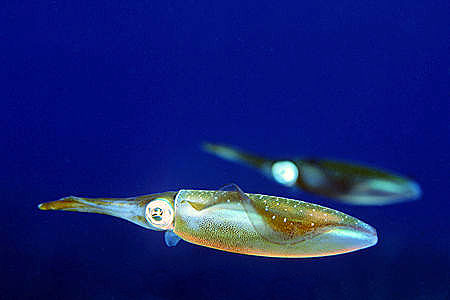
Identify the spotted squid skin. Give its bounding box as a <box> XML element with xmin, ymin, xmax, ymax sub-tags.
<box><xmin>173</xmin><ymin>190</ymin><xmax>377</xmax><ymax>258</ymax></box>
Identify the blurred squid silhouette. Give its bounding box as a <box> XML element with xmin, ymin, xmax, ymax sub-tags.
<box><xmin>203</xmin><ymin>143</ymin><xmax>421</xmax><ymax>206</ymax></box>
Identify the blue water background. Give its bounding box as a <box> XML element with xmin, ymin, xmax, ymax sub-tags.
<box><xmin>1</xmin><ymin>1</ymin><xmax>449</xmax><ymax>299</ymax></box>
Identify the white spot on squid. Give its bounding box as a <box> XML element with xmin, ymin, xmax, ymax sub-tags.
<box><xmin>272</xmin><ymin>215</ymin><xmax>276</xmax><ymax>220</ymax></box>
<box><xmin>311</xmin><ymin>222</ymin><xmax>315</xmax><ymax>226</ymax></box>
<box><xmin>283</xmin><ymin>217</ymin><xmax>287</xmax><ymax>222</ymax></box>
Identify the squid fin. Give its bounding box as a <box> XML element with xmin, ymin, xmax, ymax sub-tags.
<box><xmin>164</xmin><ymin>230</ymin><xmax>181</xmax><ymax>247</ymax></box>
<box><xmin>218</xmin><ymin>184</ymin><xmax>313</xmax><ymax>245</ymax></box>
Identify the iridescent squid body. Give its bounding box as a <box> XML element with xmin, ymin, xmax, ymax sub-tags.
<box><xmin>39</xmin><ymin>185</ymin><xmax>377</xmax><ymax>258</ymax></box>
<box><xmin>203</xmin><ymin>143</ymin><xmax>422</xmax><ymax>205</ymax></box>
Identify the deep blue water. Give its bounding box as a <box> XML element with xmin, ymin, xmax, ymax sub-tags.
<box><xmin>2</xmin><ymin>1</ymin><xmax>449</xmax><ymax>299</ymax></box>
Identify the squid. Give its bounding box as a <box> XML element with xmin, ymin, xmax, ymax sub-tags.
<box><xmin>38</xmin><ymin>184</ymin><xmax>377</xmax><ymax>258</ymax></box>
<box><xmin>203</xmin><ymin>143</ymin><xmax>421</xmax><ymax>206</ymax></box>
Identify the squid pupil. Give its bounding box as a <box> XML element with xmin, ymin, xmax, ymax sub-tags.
<box><xmin>151</xmin><ymin>207</ymin><xmax>163</xmax><ymax>221</ymax></box>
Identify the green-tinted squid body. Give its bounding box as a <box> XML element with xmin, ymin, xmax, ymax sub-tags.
<box><xmin>203</xmin><ymin>143</ymin><xmax>422</xmax><ymax>205</ymax></box>
<box><xmin>39</xmin><ymin>185</ymin><xmax>377</xmax><ymax>258</ymax></box>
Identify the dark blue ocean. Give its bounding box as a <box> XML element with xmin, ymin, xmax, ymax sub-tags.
<box><xmin>2</xmin><ymin>1</ymin><xmax>449</xmax><ymax>299</ymax></box>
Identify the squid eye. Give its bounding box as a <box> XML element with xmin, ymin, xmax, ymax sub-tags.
<box><xmin>151</xmin><ymin>207</ymin><xmax>164</xmax><ymax>221</ymax></box>
<box><xmin>145</xmin><ymin>199</ymin><xmax>174</xmax><ymax>230</ymax></box>
<box><xmin>272</xmin><ymin>160</ymin><xmax>299</xmax><ymax>186</ymax></box>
